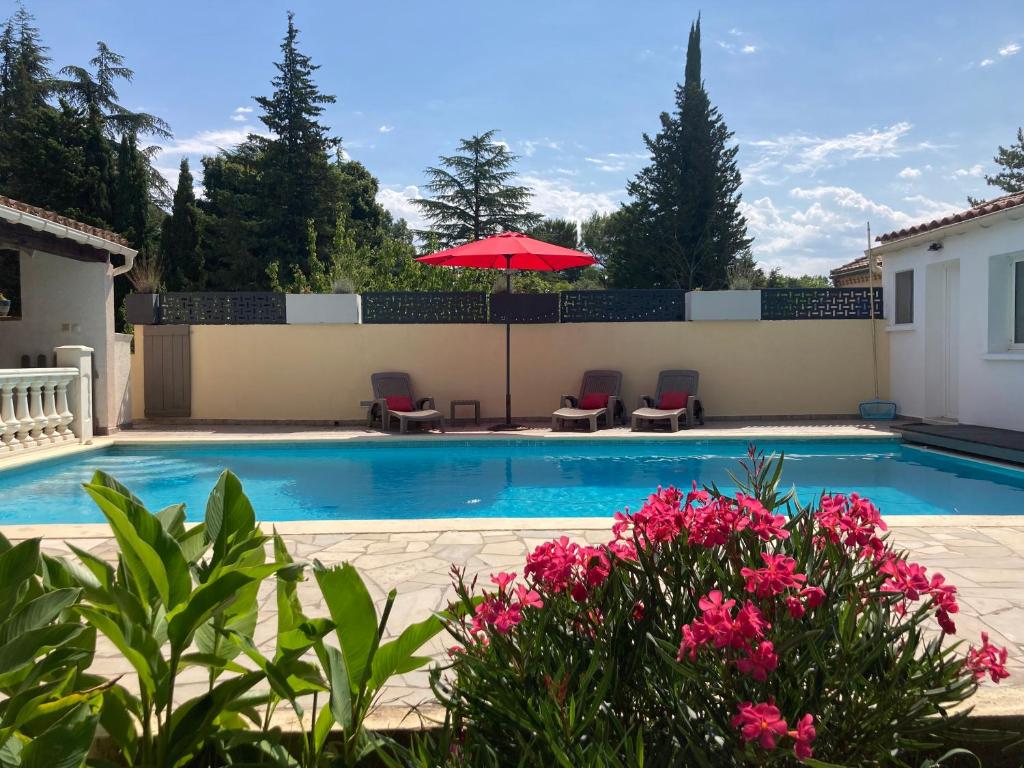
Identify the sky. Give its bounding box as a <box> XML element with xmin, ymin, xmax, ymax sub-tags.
<box><xmin>13</xmin><ymin>1</ymin><xmax>1024</xmax><ymax>276</ymax></box>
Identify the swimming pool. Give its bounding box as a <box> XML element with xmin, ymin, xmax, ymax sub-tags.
<box><xmin>2</xmin><ymin>438</ymin><xmax>1023</xmax><ymax>525</ymax></box>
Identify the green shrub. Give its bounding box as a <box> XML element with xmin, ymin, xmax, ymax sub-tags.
<box><xmin>432</xmin><ymin>449</ymin><xmax>1011</xmax><ymax>766</ymax></box>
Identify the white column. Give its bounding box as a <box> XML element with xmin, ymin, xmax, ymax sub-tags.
<box><xmin>41</xmin><ymin>376</ymin><xmax>59</xmax><ymax>443</ymax></box>
<box><xmin>27</xmin><ymin>376</ymin><xmax>46</xmax><ymax>446</ymax></box>
<box><xmin>54</xmin><ymin>374</ymin><xmax>73</xmax><ymax>442</ymax></box>
<box><xmin>0</xmin><ymin>380</ymin><xmax>18</xmax><ymax>451</ymax></box>
<box><xmin>54</xmin><ymin>346</ymin><xmax>94</xmax><ymax>444</ymax></box>
<box><xmin>13</xmin><ymin>380</ymin><xmax>32</xmax><ymax>448</ymax></box>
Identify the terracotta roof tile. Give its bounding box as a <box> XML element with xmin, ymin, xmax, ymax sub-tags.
<box><xmin>830</xmin><ymin>254</ymin><xmax>882</xmax><ymax>277</ymax></box>
<box><xmin>0</xmin><ymin>195</ymin><xmax>133</xmax><ymax>249</ymax></box>
<box><xmin>876</xmin><ymin>192</ymin><xmax>1024</xmax><ymax>244</ymax></box>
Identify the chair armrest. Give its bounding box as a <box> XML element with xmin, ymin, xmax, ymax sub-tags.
<box><xmin>638</xmin><ymin>395</ymin><xmax>655</xmax><ymax>408</ymax></box>
<box><xmin>416</xmin><ymin>396</ymin><xmax>435</xmax><ymax>410</ymax></box>
<box><xmin>560</xmin><ymin>394</ymin><xmax>578</xmax><ymax>408</ymax></box>
<box><xmin>375</xmin><ymin>398</ymin><xmax>389</xmax><ymax>419</ymax></box>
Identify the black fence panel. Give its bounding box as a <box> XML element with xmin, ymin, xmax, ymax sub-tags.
<box><xmin>760</xmin><ymin>288</ymin><xmax>883</xmax><ymax>320</ymax></box>
<box><xmin>560</xmin><ymin>289</ymin><xmax>686</xmax><ymax>322</ymax></box>
<box><xmin>362</xmin><ymin>291</ymin><xmax>487</xmax><ymax>323</ymax></box>
<box><xmin>489</xmin><ymin>292</ymin><xmax>560</xmax><ymax>323</ymax></box>
<box><xmin>158</xmin><ymin>292</ymin><xmax>286</xmax><ymax>324</ymax></box>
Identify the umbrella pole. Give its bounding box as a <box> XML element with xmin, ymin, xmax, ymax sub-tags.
<box><xmin>490</xmin><ymin>255</ymin><xmax>523</xmax><ymax>431</ymax></box>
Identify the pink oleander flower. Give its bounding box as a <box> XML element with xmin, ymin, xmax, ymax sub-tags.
<box><xmin>681</xmin><ymin>593</ymin><xmax>770</xmax><ymax>654</ymax></box>
<box><xmin>492</xmin><ymin>604</ymin><xmax>523</xmax><ymax>634</ymax></box>
<box><xmin>789</xmin><ymin>714</ymin><xmax>816</xmax><ymax>760</ymax></box>
<box><xmin>801</xmin><ymin>585</ymin><xmax>826</xmax><ymax>608</ymax></box>
<box><xmin>741</xmin><ymin>494</ymin><xmax>790</xmax><ymax>541</ymax></box>
<box><xmin>524</xmin><ymin>536</ymin><xmax>579</xmax><ymax>592</ymax></box>
<box><xmin>880</xmin><ymin>559</ymin><xmax>930</xmax><ymax>601</ymax></box>
<box><xmin>966</xmin><ymin>633</ymin><xmax>1010</xmax><ymax>683</ymax></box>
<box><xmin>490</xmin><ymin>571</ymin><xmax>516</xmax><ymax>593</ymax></box>
<box><xmin>742</xmin><ymin>552</ymin><xmax>807</xmax><ymax>598</ymax></box>
<box><xmin>815</xmin><ymin>493</ymin><xmax>887</xmax><ymax>559</ymax></box>
<box><xmin>515</xmin><ymin>584</ymin><xmax>544</xmax><ymax>609</ymax></box>
<box><xmin>737</xmin><ymin>641</ymin><xmax>779</xmax><ymax>682</ymax></box>
<box><xmin>785</xmin><ymin>594</ymin><xmax>806</xmax><ymax>619</ymax></box>
<box><xmin>732</xmin><ymin>701</ymin><xmax>788</xmax><ymax>750</ymax></box>
<box><xmin>632</xmin><ymin>600</ymin><xmax>645</xmax><ymax>621</ymax></box>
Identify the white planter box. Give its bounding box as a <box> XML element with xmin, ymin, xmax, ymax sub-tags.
<box><xmin>285</xmin><ymin>294</ymin><xmax>361</xmax><ymax>324</ymax></box>
<box><xmin>685</xmin><ymin>290</ymin><xmax>761</xmax><ymax>321</ymax></box>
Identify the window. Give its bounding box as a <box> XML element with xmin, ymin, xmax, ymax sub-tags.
<box><xmin>894</xmin><ymin>269</ymin><xmax>914</xmax><ymax>325</ymax></box>
<box><xmin>1014</xmin><ymin>258</ymin><xmax>1024</xmax><ymax>347</ymax></box>
<box><xmin>0</xmin><ymin>249</ymin><xmax>21</xmax><ymax>320</ymax></box>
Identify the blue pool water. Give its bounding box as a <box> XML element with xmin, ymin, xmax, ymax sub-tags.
<box><xmin>1</xmin><ymin>438</ymin><xmax>1023</xmax><ymax>525</ymax></box>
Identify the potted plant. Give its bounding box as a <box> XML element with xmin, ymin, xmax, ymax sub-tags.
<box><xmin>0</xmin><ymin>291</ymin><xmax>10</xmax><ymax>317</ymax></box>
<box><xmin>124</xmin><ymin>253</ymin><xmax>164</xmax><ymax>324</ymax></box>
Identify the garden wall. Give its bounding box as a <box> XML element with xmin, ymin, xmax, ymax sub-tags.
<box><xmin>131</xmin><ymin>320</ymin><xmax>889</xmax><ymax>422</ymax></box>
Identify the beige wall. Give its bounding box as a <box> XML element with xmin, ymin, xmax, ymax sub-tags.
<box><xmin>132</xmin><ymin>320</ymin><xmax>889</xmax><ymax>422</ymax></box>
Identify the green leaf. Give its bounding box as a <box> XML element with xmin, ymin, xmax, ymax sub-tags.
<box><xmin>74</xmin><ymin>606</ymin><xmax>157</xmax><ymax>696</ymax></box>
<box><xmin>2</xmin><ymin>589</ymin><xmax>81</xmax><ymax>644</ymax></box>
<box><xmin>0</xmin><ymin>540</ymin><xmax>41</xmax><ymax>617</ymax></box>
<box><xmin>0</xmin><ymin>624</ymin><xmax>82</xmax><ymax>679</ymax></box>
<box><xmin>19</xmin><ymin>702</ymin><xmax>98</xmax><ymax>768</ymax></box>
<box><xmin>166</xmin><ymin>671</ymin><xmax>263</xmax><ymax>766</ymax></box>
<box><xmin>318</xmin><ymin>642</ymin><xmax>353</xmax><ymax>732</ymax></box>
<box><xmin>82</xmin><ymin>483</ymin><xmax>191</xmax><ymax>610</ymax></box>
<box><xmin>313</xmin><ymin>562</ymin><xmax>377</xmax><ymax>695</ymax></box>
<box><xmin>370</xmin><ymin>613</ymin><xmax>444</xmax><ymax>689</ymax></box>
<box><xmin>205</xmin><ymin>470</ymin><xmax>256</xmax><ymax>564</ymax></box>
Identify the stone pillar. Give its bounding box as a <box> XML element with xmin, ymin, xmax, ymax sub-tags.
<box><xmin>55</xmin><ymin>345</ymin><xmax>94</xmax><ymax>444</ymax></box>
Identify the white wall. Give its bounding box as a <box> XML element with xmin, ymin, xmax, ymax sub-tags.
<box><xmin>0</xmin><ymin>250</ymin><xmax>119</xmax><ymax>432</ymax></box>
<box><xmin>880</xmin><ymin>211</ymin><xmax>1024</xmax><ymax>430</ymax></box>
<box><xmin>285</xmin><ymin>293</ymin><xmax>360</xmax><ymax>324</ymax></box>
<box><xmin>685</xmin><ymin>290</ymin><xmax>761</xmax><ymax>321</ymax></box>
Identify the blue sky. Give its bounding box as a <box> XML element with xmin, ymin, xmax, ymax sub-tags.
<box><xmin>15</xmin><ymin>1</ymin><xmax>1024</xmax><ymax>275</ymax></box>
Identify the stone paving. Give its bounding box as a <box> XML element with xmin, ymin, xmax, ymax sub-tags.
<box><xmin>11</xmin><ymin>517</ymin><xmax>1024</xmax><ymax>720</ymax></box>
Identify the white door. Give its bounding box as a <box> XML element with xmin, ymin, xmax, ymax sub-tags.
<box><xmin>943</xmin><ymin>262</ymin><xmax>960</xmax><ymax>420</ymax></box>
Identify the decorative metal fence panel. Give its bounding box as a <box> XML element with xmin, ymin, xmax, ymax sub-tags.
<box><xmin>760</xmin><ymin>288</ymin><xmax>883</xmax><ymax>320</ymax></box>
<box><xmin>158</xmin><ymin>293</ymin><xmax>286</xmax><ymax>325</ymax></box>
<box><xmin>560</xmin><ymin>289</ymin><xmax>686</xmax><ymax>322</ymax></box>
<box><xmin>361</xmin><ymin>292</ymin><xmax>488</xmax><ymax>324</ymax></box>
<box><xmin>488</xmin><ymin>293</ymin><xmax>560</xmax><ymax>324</ymax></box>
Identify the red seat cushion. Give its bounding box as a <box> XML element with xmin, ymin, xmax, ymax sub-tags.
<box><xmin>579</xmin><ymin>392</ymin><xmax>610</xmax><ymax>410</ymax></box>
<box><xmin>657</xmin><ymin>391</ymin><xmax>689</xmax><ymax>410</ymax></box>
<box><xmin>385</xmin><ymin>395</ymin><xmax>415</xmax><ymax>412</ymax></box>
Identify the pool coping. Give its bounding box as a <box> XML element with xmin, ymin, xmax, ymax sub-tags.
<box><xmin>3</xmin><ymin>514</ymin><xmax>1024</xmax><ymax>541</ymax></box>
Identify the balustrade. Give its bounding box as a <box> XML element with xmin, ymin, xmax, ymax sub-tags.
<box><xmin>0</xmin><ymin>368</ymin><xmax>80</xmax><ymax>453</ymax></box>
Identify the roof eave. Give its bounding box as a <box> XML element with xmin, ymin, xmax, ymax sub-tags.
<box><xmin>0</xmin><ymin>203</ymin><xmax>138</xmax><ymax>263</ymax></box>
<box><xmin>868</xmin><ymin>202</ymin><xmax>1024</xmax><ymax>257</ymax></box>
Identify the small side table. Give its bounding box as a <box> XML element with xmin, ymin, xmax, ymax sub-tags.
<box><xmin>450</xmin><ymin>399</ymin><xmax>481</xmax><ymax>426</ymax></box>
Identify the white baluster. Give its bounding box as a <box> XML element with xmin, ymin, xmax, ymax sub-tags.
<box><xmin>42</xmin><ymin>376</ymin><xmax>59</xmax><ymax>443</ymax></box>
<box><xmin>54</xmin><ymin>374</ymin><xmax>73</xmax><ymax>442</ymax></box>
<box><xmin>12</xmin><ymin>379</ymin><xmax>31</xmax><ymax>450</ymax></box>
<box><xmin>27</xmin><ymin>377</ymin><xmax>47</xmax><ymax>447</ymax></box>
<box><xmin>0</xmin><ymin>380</ymin><xmax>15</xmax><ymax>451</ymax></box>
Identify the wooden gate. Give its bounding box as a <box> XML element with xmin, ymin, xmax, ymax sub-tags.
<box><xmin>143</xmin><ymin>325</ymin><xmax>191</xmax><ymax>417</ymax></box>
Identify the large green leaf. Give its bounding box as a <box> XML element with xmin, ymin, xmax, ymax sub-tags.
<box><xmin>19</xmin><ymin>702</ymin><xmax>98</xmax><ymax>768</ymax></box>
<box><xmin>313</xmin><ymin>563</ymin><xmax>378</xmax><ymax>694</ymax></box>
<box><xmin>318</xmin><ymin>641</ymin><xmax>353</xmax><ymax>732</ymax></box>
<box><xmin>205</xmin><ymin>470</ymin><xmax>256</xmax><ymax>565</ymax></box>
<box><xmin>1</xmin><ymin>589</ymin><xmax>82</xmax><ymax>645</ymax></box>
<box><xmin>82</xmin><ymin>483</ymin><xmax>191</xmax><ymax>610</ymax></box>
<box><xmin>0</xmin><ymin>624</ymin><xmax>82</xmax><ymax>680</ymax></box>
<box><xmin>166</xmin><ymin>671</ymin><xmax>263</xmax><ymax>766</ymax></box>
<box><xmin>370</xmin><ymin>613</ymin><xmax>444</xmax><ymax>690</ymax></box>
<box><xmin>0</xmin><ymin>540</ymin><xmax>41</xmax><ymax>617</ymax></box>
<box><xmin>74</xmin><ymin>607</ymin><xmax>156</xmax><ymax>696</ymax></box>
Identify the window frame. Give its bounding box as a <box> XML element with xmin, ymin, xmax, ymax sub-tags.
<box><xmin>893</xmin><ymin>269</ymin><xmax>914</xmax><ymax>326</ymax></box>
<box><xmin>1012</xmin><ymin>255</ymin><xmax>1024</xmax><ymax>350</ymax></box>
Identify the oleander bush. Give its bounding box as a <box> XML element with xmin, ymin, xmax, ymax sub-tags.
<box><xmin>432</xmin><ymin>448</ymin><xmax>1011</xmax><ymax>767</ymax></box>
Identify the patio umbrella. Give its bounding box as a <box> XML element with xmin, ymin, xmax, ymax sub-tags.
<box><xmin>416</xmin><ymin>232</ymin><xmax>597</xmax><ymax>430</ymax></box>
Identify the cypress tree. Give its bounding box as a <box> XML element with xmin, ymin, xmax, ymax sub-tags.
<box><xmin>608</xmin><ymin>17</ymin><xmax>750</xmax><ymax>289</ymax></box>
<box><xmin>161</xmin><ymin>158</ymin><xmax>203</xmax><ymax>290</ymax></box>
<box><xmin>253</xmin><ymin>11</ymin><xmax>340</xmax><ymax>283</ymax></box>
<box><xmin>113</xmin><ymin>132</ymin><xmax>149</xmax><ymax>246</ymax></box>
<box><xmin>413</xmin><ymin>130</ymin><xmax>542</xmax><ymax>248</ymax></box>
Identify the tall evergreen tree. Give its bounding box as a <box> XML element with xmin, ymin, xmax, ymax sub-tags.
<box><xmin>528</xmin><ymin>217</ymin><xmax>580</xmax><ymax>250</ymax></box>
<box><xmin>984</xmin><ymin>127</ymin><xmax>1024</xmax><ymax>196</ymax></box>
<box><xmin>253</xmin><ymin>11</ymin><xmax>340</xmax><ymax>283</ymax></box>
<box><xmin>607</xmin><ymin>17</ymin><xmax>750</xmax><ymax>289</ymax></box>
<box><xmin>161</xmin><ymin>159</ymin><xmax>203</xmax><ymax>290</ymax></box>
<box><xmin>412</xmin><ymin>130</ymin><xmax>542</xmax><ymax>248</ymax></box>
<box><xmin>113</xmin><ymin>132</ymin><xmax>149</xmax><ymax>246</ymax></box>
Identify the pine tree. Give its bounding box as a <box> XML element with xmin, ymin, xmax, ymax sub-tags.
<box><xmin>984</xmin><ymin>127</ymin><xmax>1024</xmax><ymax>196</ymax></box>
<box><xmin>253</xmin><ymin>11</ymin><xmax>340</xmax><ymax>283</ymax></box>
<box><xmin>607</xmin><ymin>17</ymin><xmax>750</xmax><ymax>289</ymax></box>
<box><xmin>161</xmin><ymin>159</ymin><xmax>203</xmax><ymax>290</ymax></box>
<box><xmin>412</xmin><ymin>130</ymin><xmax>542</xmax><ymax>248</ymax></box>
<box><xmin>528</xmin><ymin>218</ymin><xmax>579</xmax><ymax>250</ymax></box>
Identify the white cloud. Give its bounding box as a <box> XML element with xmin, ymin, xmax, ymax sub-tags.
<box><xmin>728</xmin><ymin>27</ymin><xmax>742</xmax><ymax>36</ymax></box>
<box><xmin>999</xmin><ymin>42</ymin><xmax>1021</xmax><ymax>57</ymax></box>
<box><xmin>521</xmin><ymin>175</ymin><xmax>620</xmax><ymax>222</ymax></box>
<box><xmin>377</xmin><ymin>184</ymin><xmax>427</xmax><ymax>230</ymax></box>
<box><xmin>378</xmin><ymin>124</ymin><xmax>394</xmax><ymax>133</ymax></box>
<box><xmin>741</xmin><ymin>45</ymin><xmax>758</xmax><ymax>54</ymax></box>
<box><xmin>898</xmin><ymin>166</ymin><xmax>921</xmax><ymax>179</ymax></box>
<box><xmin>744</xmin><ymin>122</ymin><xmax>940</xmax><ymax>182</ymax></box>
<box><xmin>584</xmin><ymin>151</ymin><xmax>648</xmax><ymax>173</ymax></box>
<box><xmin>980</xmin><ymin>58</ymin><xmax>995</xmax><ymax>67</ymax></box>
<box><xmin>953</xmin><ymin>163</ymin><xmax>984</xmax><ymax>178</ymax></box>
<box><xmin>742</xmin><ymin>187</ymin><xmax>958</xmax><ymax>275</ymax></box>
<box><xmin>230</xmin><ymin>106</ymin><xmax>253</xmax><ymax>122</ymax></box>
<box><xmin>521</xmin><ymin>138</ymin><xmax>561</xmax><ymax>157</ymax></box>
<box><xmin>156</xmin><ymin>128</ymin><xmax>255</xmax><ymax>156</ymax></box>
<box><xmin>554</xmin><ymin>167</ymin><xmax>579</xmax><ymax>176</ymax></box>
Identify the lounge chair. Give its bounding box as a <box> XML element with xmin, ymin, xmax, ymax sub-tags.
<box><xmin>551</xmin><ymin>370</ymin><xmax>623</xmax><ymax>432</ymax></box>
<box><xmin>369</xmin><ymin>372</ymin><xmax>445</xmax><ymax>433</ymax></box>
<box><xmin>631</xmin><ymin>369</ymin><xmax>704</xmax><ymax>432</ymax></box>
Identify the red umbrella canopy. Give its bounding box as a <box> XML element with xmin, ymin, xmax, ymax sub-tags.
<box><xmin>415</xmin><ymin>231</ymin><xmax>596</xmax><ymax>271</ymax></box>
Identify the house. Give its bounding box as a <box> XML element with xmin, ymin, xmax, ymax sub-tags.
<box><xmin>830</xmin><ymin>254</ymin><xmax>881</xmax><ymax>288</ymax></box>
<box><xmin>0</xmin><ymin>196</ymin><xmax>137</xmax><ymax>434</ymax></box>
<box><xmin>872</xmin><ymin>192</ymin><xmax>1024</xmax><ymax>430</ymax></box>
